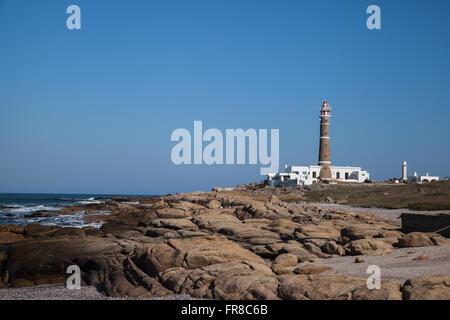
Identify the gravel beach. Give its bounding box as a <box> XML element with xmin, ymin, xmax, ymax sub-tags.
<box><xmin>0</xmin><ymin>284</ymin><xmax>197</xmax><ymax>300</ymax></box>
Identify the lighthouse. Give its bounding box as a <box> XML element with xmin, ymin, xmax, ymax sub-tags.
<box><xmin>402</xmin><ymin>161</ymin><xmax>407</xmax><ymax>181</ymax></box>
<box><xmin>318</xmin><ymin>100</ymin><xmax>332</xmax><ymax>179</ymax></box>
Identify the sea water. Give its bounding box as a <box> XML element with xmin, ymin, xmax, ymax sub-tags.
<box><xmin>0</xmin><ymin>193</ymin><xmax>111</xmax><ymax>228</ymax></box>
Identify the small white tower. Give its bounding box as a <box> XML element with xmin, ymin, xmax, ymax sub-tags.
<box><xmin>402</xmin><ymin>161</ymin><xmax>407</xmax><ymax>181</ymax></box>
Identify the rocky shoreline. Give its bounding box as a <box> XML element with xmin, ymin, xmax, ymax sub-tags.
<box><xmin>0</xmin><ymin>183</ymin><xmax>449</xmax><ymax>300</ymax></box>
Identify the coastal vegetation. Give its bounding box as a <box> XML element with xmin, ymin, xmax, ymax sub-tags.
<box><xmin>302</xmin><ymin>181</ymin><xmax>450</xmax><ymax>211</ymax></box>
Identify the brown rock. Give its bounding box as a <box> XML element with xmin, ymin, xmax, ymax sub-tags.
<box><xmin>135</xmin><ymin>235</ymin><xmax>266</xmax><ymax>276</ymax></box>
<box><xmin>207</xmin><ymin>200</ymin><xmax>222</xmax><ymax>209</ymax></box>
<box><xmin>377</xmin><ymin>230</ymin><xmax>403</xmax><ymax>239</ymax></box>
<box><xmin>0</xmin><ymin>225</ymin><xmax>24</xmax><ymax>234</ymax></box>
<box><xmin>347</xmin><ymin>238</ymin><xmax>392</xmax><ymax>255</ymax></box>
<box><xmin>378</xmin><ymin>237</ymin><xmax>400</xmax><ymax>246</ymax></box>
<box><xmin>296</xmin><ymin>223</ymin><xmax>341</xmax><ymax>242</ymax></box>
<box><xmin>273</xmin><ymin>253</ymin><xmax>298</xmax><ymax>267</ymax></box>
<box><xmin>402</xmin><ymin>275</ymin><xmax>450</xmax><ymax>300</ymax></box>
<box><xmin>342</xmin><ymin>225</ymin><xmax>381</xmax><ymax>241</ymax></box>
<box><xmin>355</xmin><ymin>257</ymin><xmax>365</xmax><ymax>263</ymax></box>
<box><xmin>0</xmin><ymin>230</ymin><xmax>24</xmax><ymax>243</ymax></box>
<box><xmin>320</xmin><ymin>241</ymin><xmax>345</xmax><ymax>256</ymax></box>
<box><xmin>4</xmin><ymin>236</ymin><xmax>123</xmax><ymax>288</ymax></box>
<box><xmin>277</xmin><ymin>274</ymin><xmax>401</xmax><ymax>300</ymax></box>
<box><xmin>269</xmin><ymin>195</ymin><xmax>280</xmax><ymax>203</ymax></box>
<box><xmin>397</xmin><ymin>232</ymin><xmax>433</xmax><ymax>248</ymax></box>
<box><xmin>150</xmin><ymin>218</ymin><xmax>198</xmax><ymax>230</ymax></box>
<box><xmin>266</xmin><ymin>219</ymin><xmax>299</xmax><ymax>236</ymax></box>
<box><xmin>23</xmin><ymin>224</ymin><xmax>59</xmax><ymax>238</ymax></box>
<box><xmin>271</xmin><ymin>264</ymin><xmax>294</xmax><ymax>275</ymax></box>
<box><xmin>250</xmin><ymin>245</ymin><xmax>276</xmax><ymax>259</ymax></box>
<box><xmin>351</xmin><ymin>281</ymin><xmax>402</xmax><ymax>300</ymax></box>
<box><xmin>155</xmin><ymin>208</ymin><xmax>187</xmax><ymax>219</ymax></box>
<box><xmin>303</xmin><ymin>243</ymin><xmax>330</xmax><ymax>258</ymax></box>
<box><xmin>145</xmin><ymin>228</ymin><xmax>180</xmax><ymax>238</ymax></box>
<box><xmin>52</xmin><ymin>227</ymin><xmax>86</xmax><ymax>238</ymax></box>
<box><xmin>266</xmin><ymin>242</ymin><xmax>316</xmax><ymax>262</ymax></box>
<box><xmin>429</xmin><ymin>234</ymin><xmax>450</xmax><ymax>246</ymax></box>
<box><xmin>159</xmin><ymin>261</ymin><xmax>278</xmax><ymax>300</ymax></box>
<box><xmin>412</xmin><ymin>254</ymin><xmax>428</xmax><ymax>261</ymax></box>
<box><xmin>193</xmin><ymin>213</ymin><xmax>241</xmax><ymax>232</ymax></box>
<box><xmin>293</xmin><ymin>264</ymin><xmax>332</xmax><ymax>275</ymax></box>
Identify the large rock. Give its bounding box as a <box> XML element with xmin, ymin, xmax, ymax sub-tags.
<box><xmin>273</xmin><ymin>254</ymin><xmax>298</xmax><ymax>267</ymax></box>
<box><xmin>23</xmin><ymin>224</ymin><xmax>59</xmax><ymax>238</ymax></box>
<box><xmin>145</xmin><ymin>228</ymin><xmax>180</xmax><ymax>238</ymax></box>
<box><xmin>4</xmin><ymin>237</ymin><xmax>123</xmax><ymax>287</ymax></box>
<box><xmin>341</xmin><ymin>225</ymin><xmax>381</xmax><ymax>241</ymax></box>
<box><xmin>402</xmin><ymin>275</ymin><xmax>450</xmax><ymax>300</ymax></box>
<box><xmin>347</xmin><ymin>238</ymin><xmax>392</xmax><ymax>255</ymax></box>
<box><xmin>429</xmin><ymin>234</ymin><xmax>450</xmax><ymax>246</ymax></box>
<box><xmin>293</xmin><ymin>264</ymin><xmax>332</xmax><ymax>275</ymax></box>
<box><xmin>0</xmin><ymin>225</ymin><xmax>24</xmax><ymax>234</ymax></box>
<box><xmin>193</xmin><ymin>213</ymin><xmax>280</xmax><ymax>244</ymax></box>
<box><xmin>155</xmin><ymin>208</ymin><xmax>187</xmax><ymax>219</ymax></box>
<box><xmin>397</xmin><ymin>232</ymin><xmax>433</xmax><ymax>248</ymax></box>
<box><xmin>303</xmin><ymin>243</ymin><xmax>330</xmax><ymax>258</ymax></box>
<box><xmin>134</xmin><ymin>235</ymin><xmax>266</xmax><ymax>276</ymax></box>
<box><xmin>150</xmin><ymin>218</ymin><xmax>198</xmax><ymax>230</ymax></box>
<box><xmin>271</xmin><ymin>264</ymin><xmax>294</xmax><ymax>275</ymax></box>
<box><xmin>0</xmin><ymin>226</ymin><xmax>24</xmax><ymax>243</ymax></box>
<box><xmin>277</xmin><ymin>274</ymin><xmax>401</xmax><ymax>300</ymax></box>
<box><xmin>52</xmin><ymin>227</ymin><xmax>86</xmax><ymax>238</ymax></box>
<box><xmin>159</xmin><ymin>260</ymin><xmax>278</xmax><ymax>300</ymax></box>
<box><xmin>265</xmin><ymin>242</ymin><xmax>316</xmax><ymax>262</ymax></box>
<box><xmin>296</xmin><ymin>223</ymin><xmax>341</xmax><ymax>242</ymax></box>
<box><xmin>351</xmin><ymin>281</ymin><xmax>402</xmax><ymax>300</ymax></box>
<box><xmin>266</xmin><ymin>219</ymin><xmax>299</xmax><ymax>237</ymax></box>
<box><xmin>320</xmin><ymin>241</ymin><xmax>345</xmax><ymax>256</ymax></box>
<box><xmin>193</xmin><ymin>213</ymin><xmax>241</xmax><ymax>232</ymax></box>
<box><xmin>207</xmin><ymin>200</ymin><xmax>222</xmax><ymax>209</ymax></box>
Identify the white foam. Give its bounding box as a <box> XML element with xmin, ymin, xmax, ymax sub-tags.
<box><xmin>77</xmin><ymin>199</ymin><xmax>105</xmax><ymax>205</ymax></box>
<box><xmin>8</xmin><ymin>205</ymin><xmax>59</xmax><ymax>214</ymax></box>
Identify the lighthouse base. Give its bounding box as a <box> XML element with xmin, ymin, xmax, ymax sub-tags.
<box><xmin>319</xmin><ymin>166</ymin><xmax>332</xmax><ymax>179</ymax></box>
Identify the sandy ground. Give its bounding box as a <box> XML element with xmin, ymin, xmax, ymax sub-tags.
<box><xmin>0</xmin><ymin>284</ymin><xmax>197</xmax><ymax>300</ymax></box>
<box><xmin>305</xmin><ymin>245</ymin><xmax>450</xmax><ymax>283</ymax></box>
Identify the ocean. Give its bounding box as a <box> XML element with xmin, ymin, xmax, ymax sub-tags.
<box><xmin>0</xmin><ymin>193</ymin><xmax>114</xmax><ymax>228</ymax></box>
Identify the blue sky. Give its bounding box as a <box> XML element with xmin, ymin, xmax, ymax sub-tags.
<box><xmin>0</xmin><ymin>0</ymin><xmax>449</xmax><ymax>194</ymax></box>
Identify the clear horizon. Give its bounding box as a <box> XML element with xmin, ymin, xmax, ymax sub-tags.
<box><xmin>1</xmin><ymin>0</ymin><xmax>449</xmax><ymax>194</ymax></box>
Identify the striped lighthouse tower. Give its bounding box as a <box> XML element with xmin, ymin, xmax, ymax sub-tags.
<box><xmin>318</xmin><ymin>100</ymin><xmax>332</xmax><ymax>179</ymax></box>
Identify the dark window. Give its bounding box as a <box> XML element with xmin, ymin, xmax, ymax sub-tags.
<box><xmin>313</xmin><ymin>172</ymin><xmax>317</xmax><ymax>178</ymax></box>
<box><xmin>345</xmin><ymin>172</ymin><xmax>349</xmax><ymax>180</ymax></box>
<box><xmin>336</xmin><ymin>172</ymin><xmax>340</xmax><ymax>179</ymax></box>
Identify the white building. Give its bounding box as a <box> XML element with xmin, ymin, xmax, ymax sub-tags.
<box><xmin>407</xmin><ymin>172</ymin><xmax>439</xmax><ymax>184</ymax></box>
<box><xmin>267</xmin><ymin>165</ymin><xmax>370</xmax><ymax>186</ymax></box>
